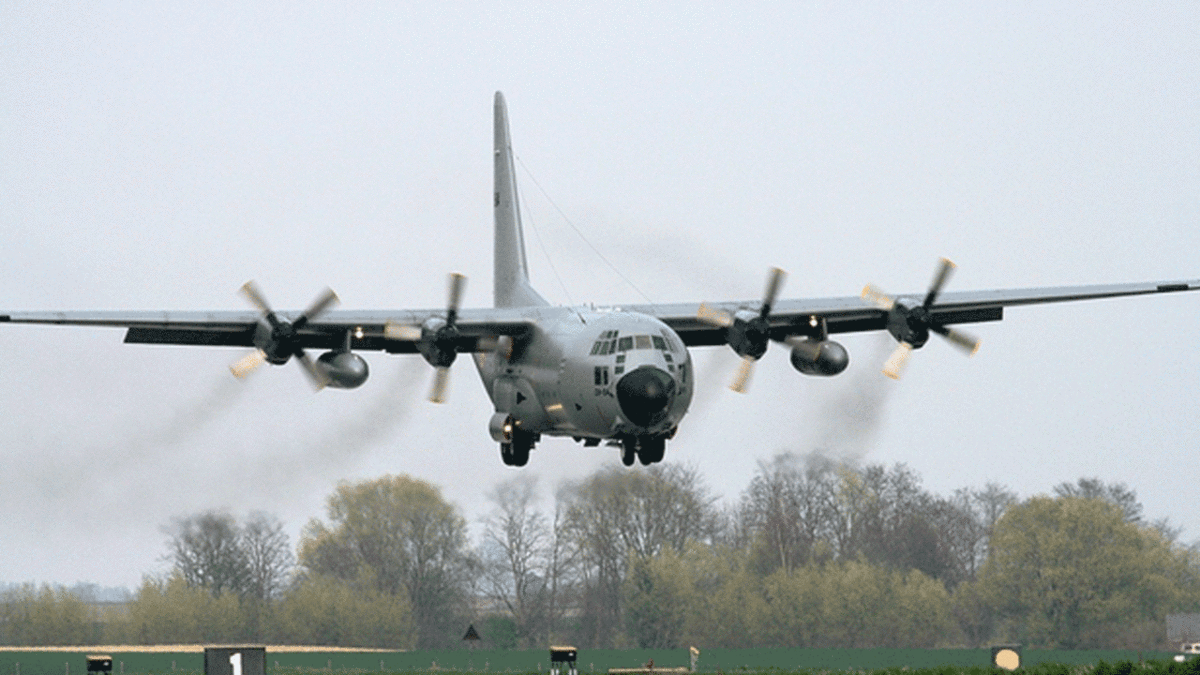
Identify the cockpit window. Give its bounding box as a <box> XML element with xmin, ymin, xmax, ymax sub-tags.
<box><xmin>652</xmin><ymin>335</ymin><xmax>666</xmax><ymax>351</ymax></box>
<box><xmin>618</xmin><ymin>336</ymin><xmax>633</xmax><ymax>352</ymax></box>
<box><xmin>660</xmin><ymin>330</ymin><xmax>681</xmax><ymax>353</ymax></box>
<box><xmin>635</xmin><ymin>335</ymin><xmax>652</xmax><ymax>350</ymax></box>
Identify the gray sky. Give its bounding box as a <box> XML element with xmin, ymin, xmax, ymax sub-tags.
<box><xmin>2</xmin><ymin>2</ymin><xmax>1198</xmax><ymax>590</ymax></box>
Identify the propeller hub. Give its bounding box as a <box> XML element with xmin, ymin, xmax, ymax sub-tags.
<box><xmin>886</xmin><ymin>304</ymin><xmax>931</xmax><ymax>349</ymax></box>
<box><xmin>616</xmin><ymin>366</ymin><xmax>676</xmax><ymax>428</ymax></box>
<box><xmin>728</xmin><ymin>314</ymin><xmax>771</xmax><ymax>359</ymax></box>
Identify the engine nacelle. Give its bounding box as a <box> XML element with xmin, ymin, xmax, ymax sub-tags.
<box><xmin>489</xmin><ymin>412</ymin><xmax>515</xmax><ymax>443</ymax></box>
<box><xmin>316</xmin><ymin>351</ymin><xmax>370</xmax><ymax>389</ymax></box>
<box><xmin>790</xmin><ymin>340</ymin><xmax>849</xmax><ymax>376</ymax></box>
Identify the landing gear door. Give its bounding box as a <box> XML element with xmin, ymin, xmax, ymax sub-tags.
<box><xmin>492</xmin><ymin>377</ymin><xmax>547</xmax><ymax>429</ymax></box>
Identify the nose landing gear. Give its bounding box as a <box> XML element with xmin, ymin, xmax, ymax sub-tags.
<box><xmin>620</xmin><ymin>435</ymin><xmax>667</xmax><ymax>466</ymax></box>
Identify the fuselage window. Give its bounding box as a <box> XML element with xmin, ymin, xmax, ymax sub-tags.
<box><xmin>635</xmin><ymin>335</ymin><xmax>652</xmax><ymax>350</ymax></box>
<box><xmin>594</xmin><ymin>366</ymin><xmax>610</xmax><ymax>386</ymax></box>
<box><xmin>618</xmin><ymin>336</ymin><xmax>633</xmax><ymax>352</ymax></box>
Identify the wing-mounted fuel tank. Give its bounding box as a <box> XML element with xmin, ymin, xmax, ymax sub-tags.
<box><xmin>316</xmin><ymin>350</ymin><xmax>369</xmax><ymax>388</ymax></box>
<box><xmin>788</xmin><ymin>339</ymin><xmax>849</xmax><ymax>376</ymax></box>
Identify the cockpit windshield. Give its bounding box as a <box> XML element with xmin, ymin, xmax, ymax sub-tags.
<box><xmin>592</xmin><ymin>331</ymin><xmax>678</xmax><ymax>356</ymax></box>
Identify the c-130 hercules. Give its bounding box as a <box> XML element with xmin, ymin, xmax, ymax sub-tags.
<box><xmin>4</xmin><ymin>92</ymin><xmax>1198</xmax><ymax>467</ymax></box>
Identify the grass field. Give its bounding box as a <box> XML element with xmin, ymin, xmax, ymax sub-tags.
<box><xmin>0</xmin><ymin>648</ymin><xmax>1192</xmax><ymax>675</ymax></box>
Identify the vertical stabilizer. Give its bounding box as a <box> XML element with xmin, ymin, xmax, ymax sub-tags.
<box><xmin>494</xmin><ymin>92</ymin><xmax>548</xmax><ymax>308</ymax></box>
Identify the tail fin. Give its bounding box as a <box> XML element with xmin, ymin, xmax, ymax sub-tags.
<box><xmin>493</xmin><ymin>91</ymin><xmax>548</xmax><ymax>308</ymax></box>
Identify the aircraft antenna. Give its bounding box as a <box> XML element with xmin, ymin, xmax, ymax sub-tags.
<box><xmin>516</xmin><ymin>154</ymin><xmax>654</xmax><ymax>304</ymax></box>
<box><xmin>518</xmin><ymin>187</ymin><xmax>576</xmax><ymax>306</ymax></box>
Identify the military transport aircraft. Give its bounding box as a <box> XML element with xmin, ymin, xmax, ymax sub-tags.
<box><xmin>3</xmin><ymin>92</ymin><xmax>1198</xmax><ymax>468</ymax></box>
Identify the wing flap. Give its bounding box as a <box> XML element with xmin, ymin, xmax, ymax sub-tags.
<box><xmin>125</xmin><ymin>327</ymin><xmax>256</xmax><ymax>347</ymax></box>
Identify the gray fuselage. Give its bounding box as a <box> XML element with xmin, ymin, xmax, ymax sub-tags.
<box><xmin>473</xmin><ymin>306</ymin><xmax>694</xmax><ymax>442</ymax></box>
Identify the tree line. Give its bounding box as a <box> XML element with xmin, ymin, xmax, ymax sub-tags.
<box><xmin>2</xmin><ymin>455</ymin><xmax>1198</xmax><ymax>650</ymax></box>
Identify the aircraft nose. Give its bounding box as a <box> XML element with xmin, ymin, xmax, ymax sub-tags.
<box><xmin>616</xmin><ymin>366</ymin><xmax>676</xmax><ymax>427</ymax></box>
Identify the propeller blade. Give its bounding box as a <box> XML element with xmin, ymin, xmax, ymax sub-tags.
<box><xmin>447</xmin><ymin>273</ymin><xmax>467</xmax><ymax>315</ymax></box>
<box><xmin>923</xmin><ymin>257</ymin><xmax>956</xmax><ymax>308</ymax></box>
<box><xmin>384</xmin><ymin>322</ymin><xmax>423</xmax><ymax>341</ymax></box>
<box><xmin>302</xmin><ymin>288</ymin><xmax>340</xmax><ymax>322</ymax></box>
<box><xmin>933</xmin><ymin>325</ymin><xmax>981</xmax><ymax>356</ymax></box>
<box><xmin>760</xmin><ymin>267</ymin><xmax>786</xmax><ymax>317</ymax></box>
<box><xmin>861</xmin><ymin>284</ymin><xmax>896</xmax><ymax>311</ymax></box>
<box><xmin>730</xmin><ymin>355</ymin><xmax>756</xmax><ymax>393</ymax></box>
<box><xmin>429</xmin><ymin>366</ymin><xmax>451</xmax><ymax>403</ymax></box>
<box><xmin>292</xmin><ymin>350</ymin><xmax>329</xmax><ymax>390</ymax></box>
<box><xmin>697</xmin><ymin>302</ymin><xmax>734</xmax><ymax>328</ymax></box>
<box><xmin>240</xmin><ymin>281</ymin><xmax>274</xmax><ymax>315</ymax></box>
<box><xmin>230</xmin><ymin>350</ymin><xmax>267</xmax><ymax>379</ymax></box>
<box><xmin>882</xmin><ymin>342</ymin><xmax>914</xmax><ymax>380</ymax></box>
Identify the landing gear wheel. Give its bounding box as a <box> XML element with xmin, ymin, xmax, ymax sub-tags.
<box><xmin>510</xmin><ymin>430</ymin><xmax>533</xmax><ymax>467</ymax></box>
<box><xmin>500</xmin><ymin>443</ymin><xmax>515</xmax><ymax>466</ymax></box>
<box><xmin>620</xmin><ymin>438</ymin><xmax>636</xmax><ymax>466</ymax></box>
<box><xmin>637</xmin><ymin>437</ymin><xmax>665</xmax><ymax>465</ymax></box>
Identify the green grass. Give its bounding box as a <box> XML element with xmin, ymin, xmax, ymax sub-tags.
<box><xmin>0</xmin><ymin>650</ymin><xmax>1193</xmax><ymax>675</ymax></box>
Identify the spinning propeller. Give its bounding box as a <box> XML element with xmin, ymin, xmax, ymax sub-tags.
<box><xmin>230</xmin><ymin>281</ymin><xmax>340</xmax><ymax>389</ymax></box>
<box><xmin>385</xmin><ymin>272</ymin><xmax>469</xmax><ymax>403</ymax></box>
<box><xmin>697</xmin><ymin>267</ymin><xmax>786</xmax><ymax>393</ymax></box>
<box><xmin>862</xmin><ymin>258</ymin><xmax>980</xmax><ymax>379</ymax></box>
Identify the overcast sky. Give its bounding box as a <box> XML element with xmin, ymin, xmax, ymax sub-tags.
<box><xmin>2</xmin><ymin>2</ymin><xmax>1198</xmax><ymax>590</ymax></box>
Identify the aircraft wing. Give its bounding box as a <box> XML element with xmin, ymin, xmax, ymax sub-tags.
<box><xmin>0</xmin><ymin>308</ymin><xmax>537</xmax><ymax>354</ymax></box>
<box><xmin>625</xmin><ymin>279</ymin><xmax>1200</xmax><ymax>347</ymax></box>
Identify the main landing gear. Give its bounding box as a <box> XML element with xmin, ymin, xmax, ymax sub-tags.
<box><xmin>500</xmin><ymin>429</ymin><xmax>537</xmax><ymax>467</ymax></box>
<box><xmin>620</xmin><ymin>436</ymin><xmax>666</xmax><ymax>466</ymax></box>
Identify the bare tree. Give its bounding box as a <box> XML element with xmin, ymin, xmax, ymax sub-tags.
<box><xmin>480</xmin><ymin>475</ymin><xmax>550</xmax><ymax>647</ymax></box>
<box><xmin>961</xmin><ymin>482</ymin><xmax>1017</xmax><ymax>575</ymax></box>
<box><xmin>166</xmin><ymin>511</ymin><xmax>250</xmax><ymax>597</ymax></box>
<box><xmin>1054</xmin><ymin>477</ymin><xmax>1143</xmax><ymax>523</ymax></box>
<box><xmin>242</xmin><ymin>511</ymin><xmax>294</xmax><ymax>601</ymax></box>
<box><xmin>739</xmin><ymin>452</ymin><xmax>838</xmax><ymax>573</ymax></box>
<box><xmin>563</xmin><ymin>464</ymin><xmax>718</xmax><ymax>647</ymax></box>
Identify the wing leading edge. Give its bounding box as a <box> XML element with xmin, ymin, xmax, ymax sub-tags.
<box><xmin>2</xmin><ymin>280</ymin><xmax>1196</xmax><ymax>353</ymax></box>
<box><xmin>626</xmin><ymin>279</ymin><xmax>1200</xmax><ymax>347</ymax></box>
<box><xmin>0</xmin><ymin>308</ymin><xmax>536</xmax><ymax>355</ymax></box>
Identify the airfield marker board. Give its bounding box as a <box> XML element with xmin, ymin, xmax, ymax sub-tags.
<box><xmin>204</xmin><ymin>647</ymin><xmax>265</xmax><ymax>675</ymax></box>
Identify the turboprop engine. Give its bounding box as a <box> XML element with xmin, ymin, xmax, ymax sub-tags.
<box><xmin>789</xmin><ymin>339</ymin><xmax>849</xmax><ymax>376</ymax></box>
<box><xmin>316</xmin><ymin>351</ymin><xmax>369</xmax><ymax>389</ymax></box>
